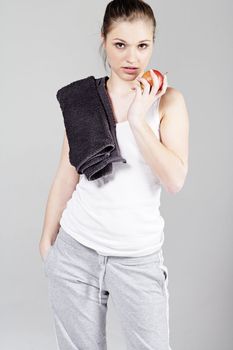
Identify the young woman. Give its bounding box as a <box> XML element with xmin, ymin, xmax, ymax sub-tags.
<box><xmin>39</xmin><ymin>1</ymin><xmax>189</xmax><ymax>349</ymax></box>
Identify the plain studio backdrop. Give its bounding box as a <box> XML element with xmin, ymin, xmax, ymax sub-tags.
<box><xmin>1</xmin><ymin>0</ymin><xmax>232</xmax><ymax>349</ymax></box>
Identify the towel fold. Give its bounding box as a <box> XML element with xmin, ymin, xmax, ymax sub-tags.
<box><xmin>56</xmin><ymin>75</ymin><xmax>127</xmax><ymax>181</ymax></box>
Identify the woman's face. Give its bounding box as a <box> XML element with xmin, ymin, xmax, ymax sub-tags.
<box><xmin>102</xmin><ymin>19</ymin><xmax>154</xmax><ymax>80</ymax></box>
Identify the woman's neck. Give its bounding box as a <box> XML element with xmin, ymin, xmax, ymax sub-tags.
<box><xmin>106</xmin><ymin>77</ymin><xmax>135</xmax><ymax>99</ymax></box>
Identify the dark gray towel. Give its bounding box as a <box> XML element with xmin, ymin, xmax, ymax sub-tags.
<box><xmin>56</xmin><ymin>75</ymin><xmax>127</xmax><ymax>181</ymax></box>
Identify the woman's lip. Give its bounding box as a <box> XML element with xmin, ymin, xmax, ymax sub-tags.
<box><xmin>122</xmin><ymin>67</ymin><xmax>139</xmax><ymax>73</ymax></box>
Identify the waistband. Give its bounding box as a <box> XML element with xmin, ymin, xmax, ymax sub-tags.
<box><xmin>58</xmin><ymin>227</ymin><xmax>164</xmax><ymax>305</ymax></box>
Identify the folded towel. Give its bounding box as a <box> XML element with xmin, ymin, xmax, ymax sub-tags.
<box><xmin>56</xmin><ymin>75</ymin><xmax>127</xmax><ymax>181</ymax></box>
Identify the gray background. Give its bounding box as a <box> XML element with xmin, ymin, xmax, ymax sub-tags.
<box><xmin>1</xmin><ymin>0</ymin><xmax>232</xmax><ymax>349</ymax></box>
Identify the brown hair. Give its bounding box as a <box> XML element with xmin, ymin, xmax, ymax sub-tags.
<box><xmin>99</xmin><ymin>0</ymin><xmax>157</xmax><ymax>71</ymax></box>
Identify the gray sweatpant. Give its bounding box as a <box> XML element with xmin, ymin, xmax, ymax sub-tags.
<box><xmin>43</xmin><ymin>226</ymin><xmax>172</xmax><ymax>350</ymax></box>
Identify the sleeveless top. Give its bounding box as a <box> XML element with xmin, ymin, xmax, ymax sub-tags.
<box><xmin>59</xmin><ymin>86</ymin><xmax>165</xmax><ymax>257</ymax></box>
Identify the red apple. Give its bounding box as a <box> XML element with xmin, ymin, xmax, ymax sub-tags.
<box><xmin>140</xmin><ymin>69</ymin><xmax>165</xmax><ymax>93</ymax></box>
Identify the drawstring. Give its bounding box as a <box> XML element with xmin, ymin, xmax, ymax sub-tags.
<box><xmin>98</xmin><ymin>255</ymin><xmax>108</xmax><ymax>305</ymax></box>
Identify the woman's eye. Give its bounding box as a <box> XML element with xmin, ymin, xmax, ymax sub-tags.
<box><xmin>115</xmin><ymin>43</ymin><xmax>125</xmax><ymax>49</ymax></box>
<box><xmin>114</xmin><ymin>43</ymin><xmax>148</xmax><ymax>49</ymax></box>
<box><xmin>139</xmin><ymin>44</ymin><xmax>149</xmax><ymax>49</ymax></box>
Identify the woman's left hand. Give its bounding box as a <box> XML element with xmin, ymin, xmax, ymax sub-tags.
<box><xmin>127</xmin><ymin>69</ymin><xmax>168</xmax><ymax>125</ymax></box>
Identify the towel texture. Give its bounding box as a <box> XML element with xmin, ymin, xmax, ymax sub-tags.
<box><xmin>56</xmin><ymin>75</ymin><xmax>127</xmax><ymax>181</ymax></box>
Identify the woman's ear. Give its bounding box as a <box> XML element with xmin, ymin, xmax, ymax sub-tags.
<box><xmin>100</xmin><ymin>34</ymin><xmax>106</xmax><ymax>49</ymax></box>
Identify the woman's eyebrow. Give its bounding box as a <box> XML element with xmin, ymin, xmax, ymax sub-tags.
<box><xmin>113</xmin><ymin>38</ymin><xmax>151</xmax><ymax>43</ymax></box>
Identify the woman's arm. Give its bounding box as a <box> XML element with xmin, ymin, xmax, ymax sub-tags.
<box><xmin>39</xmin><ymin>131</ymin><xmax>80</xmax><ymax>259</ymax></box>
<box><xmin>129</xmin><ymin>87</ymin><xmax>189</xmax><ymax>193</ymax></box>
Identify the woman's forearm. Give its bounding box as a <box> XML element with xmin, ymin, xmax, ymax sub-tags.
<box><xmin>129</xmin><ymin>118</ymin><xmax>187</xmax><ymax>193</ymax></box>
<box><xmin>40</xmin><ymin>178</ymin><xmax>77</xmax><ymax>244</ymax></box>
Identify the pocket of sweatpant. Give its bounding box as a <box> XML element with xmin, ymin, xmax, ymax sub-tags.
<box><xmin>159</xmin><ymin>264</ymin><xmax>168</xmax><ymax>286</ymax></box>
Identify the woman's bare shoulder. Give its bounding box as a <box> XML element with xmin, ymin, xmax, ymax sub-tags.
<box><xmin>159</xmin><ymin>86</ymin><xmax>185</xmax><ymax>122</ymax></box>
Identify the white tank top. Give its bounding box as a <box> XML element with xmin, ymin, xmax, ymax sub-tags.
<box><xmin>60</xmin><ymin>96</ymin><xmax>165</xmax><ymax>257</ymax></box>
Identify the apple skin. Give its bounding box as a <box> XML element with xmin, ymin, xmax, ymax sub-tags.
<box><xmin>140</xmin><ymin>69</ymin><xmax>164</xmax><ymax>93</ymax></box>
